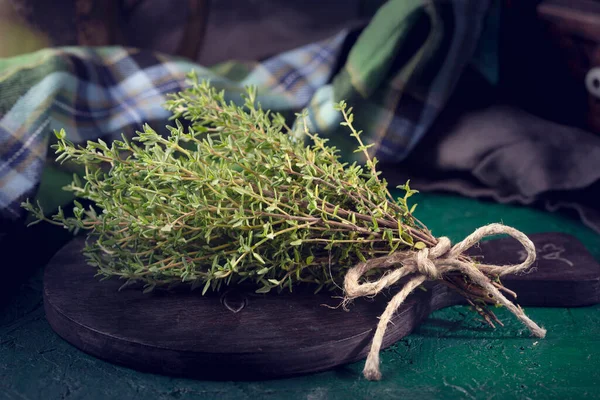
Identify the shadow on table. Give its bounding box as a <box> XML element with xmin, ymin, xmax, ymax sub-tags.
<box><xmin>414</xmin><ymin>316</ymin><xmax>536</xmax><ymax>340</ymax></box>
<box><xmin>0</xmin><ymin>218</ymin><xmax>73</xmax><ymax>307</ymax></box>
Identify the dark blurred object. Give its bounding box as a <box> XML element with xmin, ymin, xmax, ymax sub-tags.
<box><xmin>500</xmin><ymin>0</ymin><xmax>600</xmax><ymax>134</ymax></box>
<box><xmin>4</xmin><ymin>0</ymin><xmax>376</xmax><ymax>64</ymax></box>
<box><xmin>537</xmin><ymin>0</ymin><xmax>600</xmax><ymax>134</ymax></box>
<box><xmin>7</xmin><ymin>0</ymin><xmax>123</xmax><ymax>46</ymax></box>
<box><xmin>0</xmin><ymin>217</ymin><xmax>73</xmax><ymax>305</ymax></box>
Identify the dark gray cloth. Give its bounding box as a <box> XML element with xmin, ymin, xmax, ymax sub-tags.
<box><xmin>122</xmin><ymin>0</ymin><xmax>372</xmax><ymax>64</ymax></box>
<box><xmin>386</xmin><ymin>101</ymin><xmax>600</xmax><ymax>234</ymax></box>
<box><xmin>11</xmin><ymin>0</ymin><xmax>375</xmax><ymax>65</ymax></box>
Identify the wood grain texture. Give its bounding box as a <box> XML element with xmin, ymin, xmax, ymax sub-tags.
<box><xmin>43</xmin><ymin>232</ymin><xmax>600</xmax><ymax>380</ymax></box>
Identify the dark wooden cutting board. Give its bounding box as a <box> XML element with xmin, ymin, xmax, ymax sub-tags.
<box><xmin>43</xmin><ymin>232</ymin><xmax>600</xmax><ymax>380</ymax></box>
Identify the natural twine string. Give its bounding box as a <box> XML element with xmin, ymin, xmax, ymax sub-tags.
<box><xmin>343</xmin><ymin>223</ymin><xmax>547</xmax><ymax>381</ymax></box>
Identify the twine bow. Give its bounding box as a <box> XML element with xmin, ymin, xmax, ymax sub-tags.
<box><xmin>343</xmin><ymin>223</ymin><xmax>547</xmax><ymax>381</ymax></box>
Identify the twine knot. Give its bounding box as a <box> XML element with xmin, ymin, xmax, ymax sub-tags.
<box><xmin>414</xmin><ymin>236</ymin><xmax>451</xmax><ymax>279</ymax></box>
<box><xmin>343</xmin><ymin>223</ymin><xmax>547</xmax><ymax>381</ymax></box>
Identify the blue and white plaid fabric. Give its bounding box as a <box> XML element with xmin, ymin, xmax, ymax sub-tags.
<box><xmin>0</xmin><ymin>33</ymin><xmax>347</xmax><ymax>225</ymax></box>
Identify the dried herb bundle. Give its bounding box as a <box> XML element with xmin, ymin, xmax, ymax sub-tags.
<box><xmin>24</xmin><ymin>74</ymin><xmax>436</xmax><ymax>295</ymax></box>
<box><xmin>23</xmin><ymin>74</ymin><xmax>545</xmax><ymax>380</ymax></box>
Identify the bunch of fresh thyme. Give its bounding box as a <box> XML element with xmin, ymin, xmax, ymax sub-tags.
<box><xmin>23</xmin><ymin>73</ymin><xmax>512</xmax><ymax>324</ymax></box>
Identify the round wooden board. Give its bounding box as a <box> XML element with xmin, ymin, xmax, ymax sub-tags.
<box><xmin>43</xmin><ymin>233</ymin><xmax>600</xmax><ymax>379</ymax></box>
<box><xmin>43</xmin><ymin>237</ymin><xmax>448</xmax><ymax>379</ymax></box>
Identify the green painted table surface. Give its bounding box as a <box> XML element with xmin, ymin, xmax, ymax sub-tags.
<box><xmin>2</xmin><ymin>192</ymin><xmax>599</xmax><ymax>400</ymax></box>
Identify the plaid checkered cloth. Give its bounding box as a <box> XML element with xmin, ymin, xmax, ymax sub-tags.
<box><xmin>0</xmin><ymin>0</ymin><xmax>492</xmax><ymax>229</ymax></box>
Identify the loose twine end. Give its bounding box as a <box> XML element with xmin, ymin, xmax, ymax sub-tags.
<box><xmin>343</xmin><ymin>223</ymin><xmax>545</xmax><ymax>381</ymax></box>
